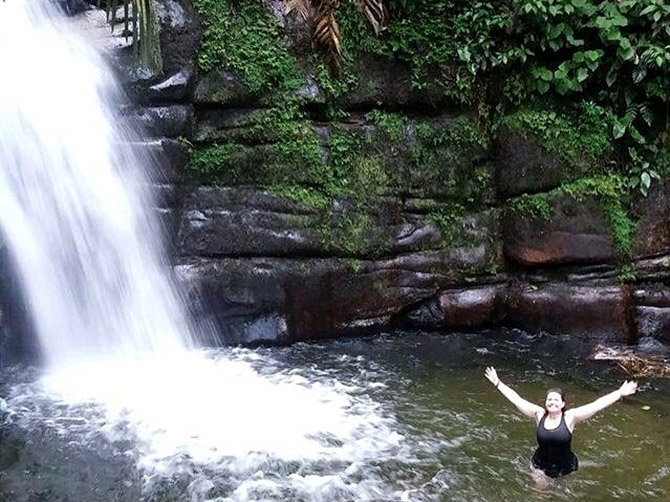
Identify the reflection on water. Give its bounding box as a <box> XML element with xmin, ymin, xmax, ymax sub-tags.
<box><xmin>1</xmin><ymin>329</ymin><xmax>668</xmax><ymax>501</ymax></box>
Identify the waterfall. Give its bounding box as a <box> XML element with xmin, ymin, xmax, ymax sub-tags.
<box><xmin>0</xmin><ymin>0</ymin><xmax>193</xmax><ymax>369</ymax></box>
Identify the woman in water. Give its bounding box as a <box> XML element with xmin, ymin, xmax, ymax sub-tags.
<box><xmin>484</xmin><ymin>366</ymin><xmax>638</xmax><ymax>480</ymax></box>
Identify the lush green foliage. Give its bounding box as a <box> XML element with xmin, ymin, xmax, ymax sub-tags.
<box><xmin>498</xmin><ymin>103</ymin><xmax>615</xmax><ymax>170</ymax></box>
<box><xmin>192</xmin><ymin>0</ymin><xmax>304</xmax><ymax>93</ymax></box>
<box><xmin>330</xmin><ymin>0</ymin><xmax>669</xmax><ymax>192</ymax></box>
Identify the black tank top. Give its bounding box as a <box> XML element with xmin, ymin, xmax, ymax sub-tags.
<box><xmin>531</xmin><ymin>412</ymin><xmax>578</xmax><ymax>478</ymax></box>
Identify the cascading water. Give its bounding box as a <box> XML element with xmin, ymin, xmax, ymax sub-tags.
<box><xmin>0</xmin><ymin>0</ymin><xmax>192</xmax><ymax>369</ymax></box>
<box><xmin>0</xmin><ymin>2</ymin><xmax>405</xmax><ymax>500</ymax></box>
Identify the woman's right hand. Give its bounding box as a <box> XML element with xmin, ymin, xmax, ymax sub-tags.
<box><xmin>485</xmin><ymin>366</ymin><xmax>500</xmax><ymax>387</ymax></box>
<box><xmin>619</xmin><ymin>380</ymin><xmax>638</xmax><ymax>397</ymax></box>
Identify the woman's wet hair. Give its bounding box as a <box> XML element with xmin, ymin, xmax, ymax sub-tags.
<box><xmin>545</xmin><ymin>387</ymin><xmax>567</xmax><ymax>409</ymax></box>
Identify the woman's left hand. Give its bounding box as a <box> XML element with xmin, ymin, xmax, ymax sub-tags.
<box><xmin>484</xmin><ymin>366</ymin><xmax>500</xmax><ymax>387</ymax></box>
<box><xmin>619</xmin><ymin>380</ymin><xmax>638</xmax><ymax>397</ymax></box>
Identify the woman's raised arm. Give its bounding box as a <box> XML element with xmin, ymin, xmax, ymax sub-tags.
<box><xmin>485</xmin><ymin>367</ymin><xmax>544</xmax><ymax>420</ymax></box>
<box><xmin>565</xmin><ymin>380</ymin><xmax>637</xmax><ymax>426</ymax></box>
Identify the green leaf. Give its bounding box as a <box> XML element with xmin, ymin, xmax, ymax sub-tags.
<box><xmin>618</xmin><ymin>45</ymin><xmax>635</xmax><ymax>61</ymax></box>
<box><xmin>613</xmin><ymin>121</ymin><xmax>627</xmax><ymax>139</ymax></box>
<box><xmin>606</xmin><ymin>66</ymin><xmax>618</xmax><ymax>87</ymax></box>
<box><xmin>554</xmin><ymin>79</ymin><xmax>570</xmax><ymax>94</ymax></box>
<box><xmin>585</xmin><ymin>50</ymin><xmax>601</xmax><ymax>61</ymax></box>
<box><xmin>641</xmin><ymin>172</ymin><xmax>651</xmax><ymax>190</ymax></box>
<box><xmin>573</xmin><ymin>51</ymin><xmax>585</xmax><ymax>63</ymax></box>
<box><xmin>576</xmin><ymin>67</ymin><xmax>589</xmax><ymax>82</ymax></box>
<box><xmin>633</xmin><ymin>67</ymin><xmax>647</xmax><ymax>84</ymax></box>
<box><xmin>612</xmin><ymin>14</ymin><xmax>629</xmax><ymax>27</ymax></box>
<box><xmin>537</xmin><ymin>80</ymin><xmax>550</xmax><ymax>93</ymax></box>
<box><xmin>548</xmin><ymin>23</ymin><xmax>564</xmax><ymax>39</ymax></box>
<box><xmin>629</xmin><ymin>126</ymin><xmax>646</xmax><ymax>144</ymax></box>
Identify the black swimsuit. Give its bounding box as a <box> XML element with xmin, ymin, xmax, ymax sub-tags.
<box><xmin>532</xmin><ymin>412</ymin><xmax>579</xmax><ymax>478</ymax></box>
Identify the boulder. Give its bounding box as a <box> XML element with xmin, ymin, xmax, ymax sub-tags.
<box><xmin>507</xmin><ymin>281</ymin><xmax>634</xmax><ymax>341</ymax></box>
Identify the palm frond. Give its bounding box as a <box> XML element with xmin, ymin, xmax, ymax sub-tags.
<box><xmin>286</xmin><ymin>0</ymin><xmax>314</xmax><ymax>21</ymax></box>
<box><xmin>313</xmin><ymin>1</ymin><xmax>343</xmax><ymax>76</ymax></box>
<box><xmin>101</xmin><ymin>0</ymin><xmax>162</xmax><ymax>72</ymax></box>
<box><xmin>357</xmin><ymin>0</ymin><xmax>387</xmax><ymax>35</ymax></box>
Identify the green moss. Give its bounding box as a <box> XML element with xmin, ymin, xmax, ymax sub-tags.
<box><xmin>559</xmin><ymin>173</ymin><xmax>627</xmax><ymax>201</ymax></box>
<box><xmin>330</xmin><ymin>211</ymin><xmax>382</xmax><ymax>255</ymax></box>
<box><xmin>187</xmin><ymin>105</ymin><xmax>322</xmax><ymax>184</ymax></box>
<box><xmin>366</xmin><ymin>110</ymin><xmax>407</xmax><ymax>143</ymax></box>
<box><xmin>429</xmin><ymin>203</ymin><xmax>467</xmax><ymax>245</ymax></box>
<box><xmin>603</xmin><ymin>201</ymin><xmax>636</xmax><ymax>259</ymax></box>
<box><xmin>264</xmin><ymin>185</ymin><xmax>330</xmax><ymax>211</ymax></box>
<box><xmin>192</xmin><ymin>0</ymin><xmax>304</xmax><ymax>94</ymax></box>
<box><xmin>508</xmin><ymin>192</ymin><xmax>553</xmax><ymax>221</ymax></box>
<box><xmin>187</xmin><ymin>142</ymin><xmax>247</xmax><ymax>182</ymax></box>
<box><xmin>617</xmin><ymin>263</ymin><xmax>636</xmax><ymax>283</ymax></box>
<box><xmin>325</xmin><ymin>127</ymin><xmax>390</xmax><ymax>200</ymax></box>
<box><xmin>499</xmin><ymin>102</ymin><xmax>615</xmax><ymax>171</ymax></box>
<box><xmin>408</xmin><ymin>117</ymin><xmax>491</xmax><ymax>200</ymax></box>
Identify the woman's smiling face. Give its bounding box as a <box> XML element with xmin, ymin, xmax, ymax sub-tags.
<box><xmin>545</xmin><ymin>391</ymin><xmax>565</xmax><ymax>413</ymax></box>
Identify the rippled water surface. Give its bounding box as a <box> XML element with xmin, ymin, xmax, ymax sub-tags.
<box><xmin>1</xmin><ymin>330</ymin><xmax>668</xmax><ymax>502</ymax></box>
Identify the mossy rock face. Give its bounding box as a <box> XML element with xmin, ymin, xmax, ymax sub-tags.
<box><xmin>177</xmin><ymin>187</ymin><xmax>503</xmax><ymax>260</ymax></box>
<box><xmin>192</xmin><ymin>71</ymin><xmax>254</xmax><ymax>106</ymax></box>
<box><xmin>504</xmin><ymin>193</ymin><xmax>616</xmax><ymax>266</ymax></box>
<box><xmin>495</xmin><ymin>107</ymin><xmax>614</xmax><ymax>198</ymax></box>
<box><xmin>496</xmin><ymin>128</ymin><xmax>568</xmax><ymax>198</ymax></box>
<box><xmin>334</xmin><ymin>55</ymin><xmax>452</xmax><ymax>109</ymax></box>
<box><xmin>187</xmin><ymin>112</ymin><xmax>494</xmax><ymax>203</ymax></box>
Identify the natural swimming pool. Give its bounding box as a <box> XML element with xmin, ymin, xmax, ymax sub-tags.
<box><xmin>1</xmin><ymin>329</ymin><xmax>667</xmax><ymax>502</ymax></box>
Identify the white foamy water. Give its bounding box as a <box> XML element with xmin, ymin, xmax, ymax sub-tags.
<box><xmin>0</xmin><ymin>0</ymin><xmax>192</xmax><ymax>369</ymax></box>
<box><xmin>7</xmin><ymin>349</ymin><xmax>404</xmax><ymax>501</ymax></box>
<box><xmin>0</xmin><ymin>3</ymin><xmax>406</xmax><ymax>500</ymax></box>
